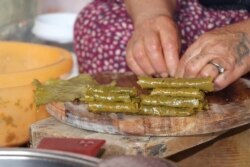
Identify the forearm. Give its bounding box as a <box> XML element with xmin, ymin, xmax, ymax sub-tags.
<box><xmin>124</xmin><ymin>0</ymin><xmax>177</xmax><ymax>26</ymax></box>
<box><xmin>224</xmin><ymin>19</ymin><xmax>250</xmax><ymax>34</ymax></box>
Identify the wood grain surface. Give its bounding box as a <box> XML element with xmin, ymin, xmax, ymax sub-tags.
<box><xmin>170</xmin><ymin>123</ymin><xmax>250</xmax><ymax>167</ymax></box>
<box><xmin>46</xmin><ymin>73</ymin><xmax>250</xmax><ymax>136</ymax></box>
<box><xmin>30</xmin><ymin>117</ymin><xmax>222</xmax><ymax>158</ymax></box>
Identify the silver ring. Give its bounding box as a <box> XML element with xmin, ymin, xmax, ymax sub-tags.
<box><xmin>209</xmin><ymin>62</ymin><xmax>225</xmax><ymax>74</ymax></box>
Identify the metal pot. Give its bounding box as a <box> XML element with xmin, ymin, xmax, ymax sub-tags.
<box><xmin>0</xmin><ymin>148</ymin><xmax>99</xmax><ymax>167</ymax></box>
<box><xmin>0</xmin><ymin>148</ymin><xmax>176</xmax><ymax>167</ymax></box>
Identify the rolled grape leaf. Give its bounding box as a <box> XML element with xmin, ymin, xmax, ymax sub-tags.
<box><xmin>82</xmin><ymin>92</ymin><xmax>132</xmax><ymax>103</ymax></box>
<box><xmin>137</xmin><ymin>76</ymin><xmax>214</xmax><ymax>92</ymax></box>
<box><xmin>86</xmin><ymin>85</ymin><xmax>138</xmax><ymax>96</ymax></box>
<box><xmin>88</xmin><ymin>102</ymin><xmax>139</xmax><ymax>113</ymax></box>
<box><xmin>151</xmin><ymin>88</ymin><xmax>204</xmax><ymax>100</ymax></box>
<box><xmin>141</xmin><ymin>95</ymin><xmax>201</xmax><ymax>108</ymax></box>
<box><xmin>140</xmin><ymin>105</ymin><xmax>195</xmax><ymax>116</ymax></box>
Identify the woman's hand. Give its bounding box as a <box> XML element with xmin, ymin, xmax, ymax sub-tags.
<box><xmin>176</xmin><ymin>25</ymin><xmax>250</xmax><ymax>91</ymax></box>
<box><xmin>126</xmin><ymin>15</ymin><xmax>180</xmax><ymax>77</ymax></box>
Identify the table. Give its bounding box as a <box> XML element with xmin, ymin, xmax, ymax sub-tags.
<box><xmin>169</xmin><ymin>123</ymin><xmax>250</xmax><ymax>167</ymax></box>
<box><xmin>31</xmin><ymin>118</ymin><xmax>250</xmax><ymax>166</ymax></box>
<box><xmin>30</xmin><ymin>74</ymin><xmax>250</xmax><ymax>166</ymax></box>
<box><xmin>30</xmin><ymin>117</ymin><xmax>221</xmax><ymax>158</ymax></box>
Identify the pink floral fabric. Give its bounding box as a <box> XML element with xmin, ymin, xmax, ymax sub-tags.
<box><xmin>74</xmin><ymin>0</ymin><xmax>249</xmax><ymax>74</ymax></box>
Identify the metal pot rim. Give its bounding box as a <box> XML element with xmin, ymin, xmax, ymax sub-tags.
<box><xmin>0</xmin><ymin>148</ymin><xmax>100</xmax><ymax>166</ymax></box>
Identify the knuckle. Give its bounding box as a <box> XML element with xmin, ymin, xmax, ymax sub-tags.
<box><xmin>185</xmin><ymin>62</ymin><xmax>199</xmax><ymax>74</ymax></box>
<box><xmin>147</xmin><ymin>42</ymin><xmax>161</xmax><ymax>53</ymax></box>
<box><xmin>212</xmin><ymin>43</ymin><xmax>228</xmax><ymax>52</ymax></box>
<box><xmin>134</xmin><ymin>50</ymin><xmax>145</xmax><ymax>60</ymax></box>
<box><xmin>199</xmin><ymin>70</ymin><xmax>210</xmax><ymax>77</ymax></box>
<box><xmin>133</xmin><ymin>43</ymin><xmax>145</xmax><ymax>60</ymax></box>
<box><xmin>164</xmin><ymin>42</ymin><xmax>176</xmax><ymax>50</ymax></box>
<box><xmin>227</xmin><ymin>56</ymin><xmax>237</xmax><ymax>66</ymax></box>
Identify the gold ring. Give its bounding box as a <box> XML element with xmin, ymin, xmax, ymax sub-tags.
<box><xmin>209</xmin><ymin>62</ymin><xmax>225</xmax><ymax>74</ymax></box>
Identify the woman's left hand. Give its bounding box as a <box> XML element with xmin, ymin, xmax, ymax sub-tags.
<box><xmin>176</xmin><ymin>26</ymin><xmax>250</xmax><ymax>91</ymax></box>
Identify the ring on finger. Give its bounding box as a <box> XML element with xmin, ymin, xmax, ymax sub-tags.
<box><xmin>208</xmin><ymin>61</ymin><xmax>225</xmax><ymax>74</ymax></box>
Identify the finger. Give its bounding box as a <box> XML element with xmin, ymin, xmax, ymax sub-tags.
<box><xmin>143</xmin><ymin>31</ymin><xmax>168</xmax><ymax>77</ymax></box>
<box><xmin>214</xmin><ymin>62</ymin><xmax>247</xmax><ymax>91</ymax></box>
<box><xmin>198</xmin><ymin>63</ymin><xmax>219</xmax><ymax>80</ymax></box>
<box><xmin>184</xmin><ymin>52</ymin><xmax>233</xmax><ymax>78</ymax></box>
<box><xmin>176</xmin><ymin>45</ymin><xmax>202</xmax><ymax>78</ymax></box>
<box><xmin>159</xmin><ymin>28</ymin><xmax>180</xmax><ymax>77</ymax></box>
<box><xmin>213</xmin><ymin>70</ymin><xmax>235</xmax><ymax>91</ymax></box>
<box><xmin>126</xmin><ymin>48</ymin><xmax>145</xmax><ymax>76</ymax></box>
<box><xmin>132</xmin><ymin>40</ymin><xmax>156</xmax><ymax>75</ymax></box>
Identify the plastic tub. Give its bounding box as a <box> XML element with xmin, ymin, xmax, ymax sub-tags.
<box><xmin>0</xmin><ymin>41</ymin><xmax>73</xmax><ymax>146</ymax></box>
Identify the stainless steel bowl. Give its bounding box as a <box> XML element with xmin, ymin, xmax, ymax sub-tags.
<box><xmin>0</xmin><ymin>148</ymin><xmax>176</xmax><ymax>167</ymax></box>
<box><xmin>0</xmin><ymin>148</ymin><xmax>99</xmax><ymax>167</ymax></box>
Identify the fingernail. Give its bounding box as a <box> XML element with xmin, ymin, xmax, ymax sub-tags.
<box><xmin>160</xmin><ymin>72</ymin><xmax>169</xmax><ymax>78</ymax></box>
<box><xmin>169</xmin><ymin>69</ymin><xmax>176</xmax><ymax>77</ymax></box>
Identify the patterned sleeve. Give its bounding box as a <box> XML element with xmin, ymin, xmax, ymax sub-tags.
<box><xmin>175</xmin><ymin>0</ymin><xmax>181</xmax><ymax>12</ymax></box>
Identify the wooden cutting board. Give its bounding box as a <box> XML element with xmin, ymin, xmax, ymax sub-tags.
<box><xmin>46</xmin><ymin>73</ymin><xmax>250</xmax><ymax>136</ymax></box>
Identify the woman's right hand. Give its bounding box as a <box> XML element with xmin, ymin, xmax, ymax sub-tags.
<box><xmin>126</xmin><ymin>15</ymin><xmax>180</xmax><ymax>77</ymax></box>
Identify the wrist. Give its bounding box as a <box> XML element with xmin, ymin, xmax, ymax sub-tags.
<box><xmin>133</xmin><ymin>12</ymin><xmax>174</xmax><ymax>28</ymax></box>
<box><xmin>125</xmin><ymin>0</ymin><xmax>177</xmax><ymax>28</ymax></box>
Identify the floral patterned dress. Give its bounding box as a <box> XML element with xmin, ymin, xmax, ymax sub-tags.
<box><xmin>74</xmin><ymin>0</ymin><xmax>249</xmax><ymax>74</ymax></box>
